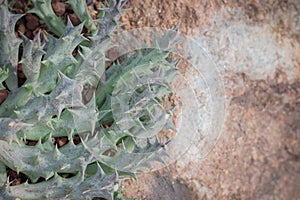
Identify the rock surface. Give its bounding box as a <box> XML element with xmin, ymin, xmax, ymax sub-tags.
<box><xmin>120</xmin><ymin>0</ymin><xmax>300</xmax><ymax>199</ymax></box>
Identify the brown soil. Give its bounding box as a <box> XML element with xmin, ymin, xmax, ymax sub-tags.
<box><xmin>119</xmin><ymin>0</ymin><xmax>300</xmax><ymax>200</ymax></box>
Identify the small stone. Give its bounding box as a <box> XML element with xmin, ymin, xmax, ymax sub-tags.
<box><xmin>0</xmin><ymin>90</ymin><xmax>8</xmax><ymax>105</ymax></box>
<box><xmin>25</xmin><ymin>14</ymin><xmax>39</xmax><ymax>31</ymax></box>
<box><xmin>25</xmin><ymin>31</ymin><xmax>33</xmax><ymax>39</ymax></box>
<box><xmin>26</xmin><ymin>21</ymin><xmax>35</xmax><ymax>31</ymax></box>
<box><xmin>14</xmin><ymin>1</ymin><xmax>24</xmax><ymax>9</ymax></box>
<box><xmin>27</xmin><ymin>141</ymin><xmax>38</xmax><ymax>146</ymax></box>
<box><xmin>94</xmin><ymin>1</ymin><xmax>101</xmax><ymax>10</ymax></box>
<box><xmin>18</xmin><ymin>64</ymin><xmax>26</xmax><ymax>79</ymax></box>
<box><xmin>57</xmin><ymin>137</ymin><xmax>68</xmax><ymax>147</ymax></box>
<box><xmin>18</xmin><ymin>23</ymin><xmax>26</xmax><ymax>34</ymax></box>
<box><xmin>25</xmin><ymin>13</ymin><xmax>37</xmax><ymax>22</ymax></box>
<box><xmin>51</xmin><ymin>1</ymin><xmax>66</xmax><ymax>16</ymax></box>
<box><xmin>69</xmin><ymin>13</ymin><xmax>81</xmax><ymax>26</ymax></box>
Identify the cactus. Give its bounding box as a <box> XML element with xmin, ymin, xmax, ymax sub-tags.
<box><xmin>0</xmin><ymin>0</ymin><xmax>179</xmax><ymax>199</ymax></box>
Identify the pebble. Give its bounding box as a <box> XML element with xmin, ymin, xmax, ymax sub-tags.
<box><xmin>14</xmin><ymin>1</ymin><xmax>24</xmax><ymax>9</ymax></box>
<box><xmin>94</xmin><ymin>1</ymin><xmax>101</xmax><ymax>10</ymax></box>
<box><xmin>18</xmin><ymin>23</ymin><xmax>26</xmax><ymax>34</ymax></box>
<box><xmin>69</xmin><ymin>13</ymin><xmax>81</xmax><ymax>26</ymax></box>
<box><xmin>51</xmin><ymin>1</ymin><xmax>66</xmax><ymax>16</ymax></box>
<box><xmin>18</xmin><ymin>64</ymin><xmax>26</xmax><ymax>79</ymax></box>
<box><xmin>0</xmin><ymin>90</ymin><xmax>8</xmax><ymax>105</ymax></box>
<box><xmin>25</xmin><ymin>14</ymin><xmax>39</xmax><ymax>31</ymax></box>
<box><xmin>58</xmin><ymin>137</ymin><xmax>68</xmax><ymax>147</ymax></box>
<box><xmin>25</xmin><ymin>31</ymin><xmax>34</xmax><ymax>39</ymax></box>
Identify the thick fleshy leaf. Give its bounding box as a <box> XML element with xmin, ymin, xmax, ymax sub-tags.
<box><xmin>29</xmin><ymin>0</ymin><xmax>66</xmax><ymax>36</ymax></box>
<box><xmin>0</xmin><ymin>0</ymin><xmax>23</xmax><ymax>91</ymax></box>
<box><xmin>20</xmin><ymin>33</ymin><xmax>45</xmax><ymax>85</ymax></box>
<box><xmin>0</xmin><ymin>66</ymin><xmax>8</xmax><ymax>90</ymax></box>
<box><xmin>67</xmin><ymin>0</ymin><xmax>97</xmax><ymax>35</ymax></box>
<box><xmin>94</xmin><ymin>0</ymin><xmax>129</xmax><ymax>43</ymax></box>
<box><xmin>2</xmin><ymin>167</ymin><xmax>116</xmax><ymax>200</ymax></box>
<box><xmin>0</xmin><ymin>130</ymin><xmax>113</xmax><ymax>181</ymax></box>
<box><xmin>35</xmin><ymin>21</ymin><xmax>86</xmax><ymax>94</ymax></box>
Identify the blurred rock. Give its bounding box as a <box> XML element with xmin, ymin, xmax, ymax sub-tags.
<box><xmin>69</xmin><ymin>13</ymin><xmax>81</xmax><ymax>26</ymax></box>
<box><xmin>25</xmin><ymin>14</ymin><xmax>39</xmax><ymax>31</ymax></box>
<box><xmin>51</xmin><ymin>1</ymin><xmax>66</xmax><ymax>16</ymax></box>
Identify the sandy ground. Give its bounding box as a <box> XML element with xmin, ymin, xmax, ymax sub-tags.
<box><xmin>120</xmin><ymin>0</ymin><xmax>300</xmax><ymax>199</ymax></box>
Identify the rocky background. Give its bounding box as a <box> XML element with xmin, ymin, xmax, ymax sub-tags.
<box><xmin>120</xmin><ymin>0</ymin><xmax>300</xmax><ymax>199</ymax></box>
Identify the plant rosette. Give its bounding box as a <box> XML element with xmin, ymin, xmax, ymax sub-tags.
<box><xmin>0</xmin><ymin>0</ymin><xmax>225</xmax><ymax>199</ymax></box>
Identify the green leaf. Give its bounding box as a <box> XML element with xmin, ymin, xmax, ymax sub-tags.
<box><xmin>0</xmin><ymin>0</ymin><xmax>23</xmax><ymax>91</ymax></box>
<box><xmin>67</xmin><ymin>0</ymin><xmax>98</xmax><ymax>36</ymax></box>
<box><xmin>29</xmin><ymin>0</ymin><xmax>66</xmax><ymax>36</ymax></box>
<box><xmin>0</xmin><ymin>65</ymin><xmax>9</xmax><ymax>90</ymax></box>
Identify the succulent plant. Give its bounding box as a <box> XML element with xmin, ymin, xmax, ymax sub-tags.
<box><xmin>0</xmin><ymin>0</ymin><xmax>179</xmax><ymax>199</ymax></box>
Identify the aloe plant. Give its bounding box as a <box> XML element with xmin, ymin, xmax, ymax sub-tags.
<box><xmin>0</xmin><ymin>0</ymin><xmax>179</xmax><ymax>199</ymax></box>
